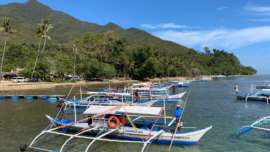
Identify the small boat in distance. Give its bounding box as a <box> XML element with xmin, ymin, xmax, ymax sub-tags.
<box><xmin>236</xmin><ymin>81</ymin><xmax>270</xmax><ymax>104</ymax></box>
<box><xmin>129</xmin><ymin>82</ymin><xmax>186</xmax><ymax>101</ymax></box>
<box><xmin>168</xmin><ymin>80</ymin><xmax>190</xmax><ymax>88</ymax></box>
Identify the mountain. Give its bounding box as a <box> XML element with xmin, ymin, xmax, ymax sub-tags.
<box><xmin>0</xmin><ymin>0</ymin><xmax>104</xmax><ymax>43</ymax></box>
<box><xmin>0</xmin><ymin>0</ymin><xmax>192</xmax><ymax>54</ymax></box>
<box><xmin>0</xmin><ymin>0</ymin><xmax>256</xmax><ymax>79</ymax></box>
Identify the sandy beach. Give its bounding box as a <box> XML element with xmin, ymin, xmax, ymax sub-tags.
<box><xmin>0</xmin><ymin>75</ymin><xmax>218</xmax><ymax>91</ymax></box>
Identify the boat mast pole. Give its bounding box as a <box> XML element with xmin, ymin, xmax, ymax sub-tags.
<box><xmin>163</xmin><ymin>97</ymin><xmax>166</xmax><ymax>125</ymax></box>
<box><xmin>73</xmin><ymin>96</ymin><xmax>77</xmax><ymax>122</ymax></box>
<box><xmin>122</xmin><ymin>93</ymin><xmax>124</xmax><ymax>104</ymax></box>
<box><xmin>131</xmin><ymin>86</ymin><xmax>134</xmax><ymax>104</ymax></box>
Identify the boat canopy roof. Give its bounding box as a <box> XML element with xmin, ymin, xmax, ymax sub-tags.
<box><xmin>85</xmin><ymin>91</ymin><xmax>131</xmax><ymax>97</ymax></box>
<box><xmin>83</xmin><ymin>105</ymin><xmax>163</xmax><ymax>116</ymax></box>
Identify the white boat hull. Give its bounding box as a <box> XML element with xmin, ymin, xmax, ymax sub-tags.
<box><xmin>167</xmin><ymin>92</ymin><xmax>186</xmax><ymax>99</ymax></box>
<box><xmin>113</xmin><ymin>126</ymin><xmax>212</xmax><ymax>145</ymax></box>
<box><xmin>48</xmin><ymin>115</ymin><xmax>212</xmax><ymax>146</ymax></box>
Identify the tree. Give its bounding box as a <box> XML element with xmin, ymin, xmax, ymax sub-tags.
<box><xmin>54</xmin><ymin>52</ymin><xmax>73</xmax><ymax>79</ymax></box>
<box><xmin>134</xmin><ymin>57</ymin><xmax>162</xmax><ymax>80</ymax></box>
<box><xmin>83</xmin><ymin>60</ymin><xmax>116</xmax><ymax>80</ymax></box>
<box><xmin>31</xmin><ymin>19</ymin><xmax>53</xmax><ymax>79</ymax></box>
<box><xmin>203</xmin><ymin>46</ymin><xmax>211</xmax><ymax>56</ymax></box>
<box><xmin>21</xmin><ymin>58</ymin><xmax>50</xmax><ymax>80</ymax></box>
<box><xmin>0</xmin><ymin>16</ymin><xmax>13</xmax><ymax>79</ymax></box>
<box><xmin>4</xmin><ymin>43</ymin><xmax>33</xmax><ymax>71</ymax></box>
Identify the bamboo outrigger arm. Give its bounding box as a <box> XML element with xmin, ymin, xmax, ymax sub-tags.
<box><xmin>167</xmin><ymin>118</ymin><xmax>176</xmax><ymax>127</ymax></box>
<box><xmin>141</xmin><ymin>130</ymin><xmax>164</xmax><ymax>152</ymax></box>
<box><xmin>59</xmin><ymin>127</ymin><xmax>99</xmax><ymax>152</ymax></box>
<box><xmin>28</xmin><ymin>127</ymin><xmax>140</xmax><ymax>152</ymax></box>
<box><xmin>85</xmin><ymin>129</ymin><xmax>119</xmax><ymax>152</ymax></box>
<box><xmin>29</xmin><ymin>126</ymin><xmax>60</xmax><ymax>148</ymax></box>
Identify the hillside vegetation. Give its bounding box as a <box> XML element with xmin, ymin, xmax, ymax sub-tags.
<box><xmin>0</xmin><ymin>0</ymin><xmax>256</xmax><ymax>80</ymax></box>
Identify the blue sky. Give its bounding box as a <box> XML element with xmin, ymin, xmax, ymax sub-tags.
<box><xmin>1</xmin><ymin>0</ymin><xmax>270</xmax><ymax>73</ymax></box>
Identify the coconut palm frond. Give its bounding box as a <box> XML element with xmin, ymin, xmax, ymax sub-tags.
<box><xmin>36</xmin><ymin>19</ymin><xmax>53</xmax><ymax>39</ymax></box>
<box><xmin>2</xmin><ymin>16</ymin><xmax>12</xmax><ymax>33</ymax></box>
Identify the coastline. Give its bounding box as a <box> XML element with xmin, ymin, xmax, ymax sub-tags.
<box><xmin>0</xmin><ymin>75</ymin><xmax>244</xmax><ymax>91</ymax></box>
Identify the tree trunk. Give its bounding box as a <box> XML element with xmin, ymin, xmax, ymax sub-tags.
<box><xmin>73</xmin><ymin>47</ymin><xmax>77</xmax><ymax>76</ymax></box>
<box><xmin>40</xmin><ymin>37</ymin><xmax>47</xmax><ymax>53</ymax></box>
<box><xmin>31</xmin><ymin>38</ymin><xmax>42</xmax><ymax>79</ymax></box>
<box><xmin>0</xmin><ymin>40</ymin><xmax>7</xmax><ymax>80</ymax></box>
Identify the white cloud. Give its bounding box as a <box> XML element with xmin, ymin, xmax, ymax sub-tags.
<box><xmin>154</xmin><ymin>26</ymin><xmax>270</xmax><ymax>50</ymax></box>
<box><xmin>244</xmin><ymin>3</ymin><xmax>270</xmax><ymax>16</ymax></box>
<box><xmin>248</xmin><ymin>18</ymin><xmax>270</xmax><ymax>22</ymax></box>
<box><xmin>217</xmin><ymin>6</ymin><xmax>228</xmax><ymax>11</ymax></box>
<box><xmin>140</xmin><ymin>24</ymin><xmax>157</xmax><ymax>29</ymax></box>
<box><xmin>140</xmin><ymin>23</ymin><xmax>188</xmax><ymax>29</ymax></box>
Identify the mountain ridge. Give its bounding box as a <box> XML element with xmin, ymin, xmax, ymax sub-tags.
<box><xmin>0</xmin><ymin>0</ymin><xmax>256</xmax><ymax>79</ymax></box>
<box><xmin>0</xmin><ymin>0</ymin><xmax>191</xmax><ymax>55</ymax></box>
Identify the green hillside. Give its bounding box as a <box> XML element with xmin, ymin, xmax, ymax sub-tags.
<box><xmin>0</xmin><ymin>0</ymin><xmax>256</xmax><ymax>80</ymax></box>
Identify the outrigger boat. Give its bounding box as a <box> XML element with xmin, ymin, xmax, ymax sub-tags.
<box><xmin>168</xmin><ymin>80</ymin><xmax>190</xmax><ymax>88</ymax></box>
<box><xmin>62</xmin><ymin>91</ymin><xmax>159</xmax><ymax>108</ymax></box>
<box><xmin>150</xmin><ymin>87</ymin><xmax>186</xmax><ymax>101</ymax></box>
<box><xmin>236</xmin><ymin>82</ymin><xmax>270</xmax><ymax>104</ymax></box>
<box><xmin>130</xmin><ymin>83</ymin><xmax>186</xmax><ymax>101</ymax></box>
<box><xmin>21</xmin><ymin>95</ymin><xmax>212</xmax><ymax>152</ymax></box>
<box><xmin>237</xmin><ymin>116</ymin><xmax>270</xmax><ymax>136</ymax></box>
<box><xmin>63</xmin><ymin>85</ymin><xmax>186</xmax><ymax>108</ymax></box>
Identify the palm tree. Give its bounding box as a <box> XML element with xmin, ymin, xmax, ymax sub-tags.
<box><xmin>0</xmin><ymin>16</ymin><xmax>13</xmax><ymax>80</ymax></box>
<box><xmin>72</xmin><ymin>44</ymin><xmax>78</xmax><ymax>76</ymax></box>
<box><xmin>31</xmin><ymin>19</ymin><xmax>53</xmax><ymax>79</ymax></box>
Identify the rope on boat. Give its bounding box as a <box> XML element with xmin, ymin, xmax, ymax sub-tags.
<box><xmin>66</xmin><ymin>85</ymin><xmax>74</xmax><ymax>99</ymax></box>
<box><xmin>44</xmin><ymin>103</ymin><xmax>67</xmax><ymax>131</ymax></box>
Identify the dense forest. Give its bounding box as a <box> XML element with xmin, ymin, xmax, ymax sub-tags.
<box><xmin>0</xmin><ymin>0</ymin><xmax>256</xmax><ymax>81</ymax></box>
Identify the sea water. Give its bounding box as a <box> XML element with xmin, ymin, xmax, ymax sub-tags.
<box><xmin>1</xmin><ymin>76</ymin><xmax>270</xmax><ymax>152</ymax></box>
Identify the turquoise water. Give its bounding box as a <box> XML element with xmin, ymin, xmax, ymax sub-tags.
<box><xmin>1</xmin><ymin>76</ymin><xmax>270</xmax><ymax>151</ymax></box>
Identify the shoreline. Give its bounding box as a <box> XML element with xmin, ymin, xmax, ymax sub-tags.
<box><xmin>0</xmin><ymin>75</ymin><xmax>245</xmax><ymax>91</ymax></box>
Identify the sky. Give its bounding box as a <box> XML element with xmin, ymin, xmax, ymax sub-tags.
<box><xmin>0</xmin><ymin>0</ymin><xmax>270</xmax><ymax>73</ymax></box>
